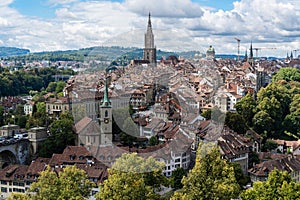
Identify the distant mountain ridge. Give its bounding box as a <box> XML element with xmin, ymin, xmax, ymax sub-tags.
<box><xmin>0</xmin><ymin>46</ymin><xmax>282</xmax><ymax>61</ymax></box>
<box><xmin>0</xmin><ymin>47</ymin><xmax>30</xmax><ymax>57</ymax></box>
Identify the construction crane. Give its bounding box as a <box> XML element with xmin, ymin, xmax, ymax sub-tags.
<box><xmin>293</xmin><ymin>49</ymin><xmax>300</xmax><ymax>59</ymax></box>
<box><xmin>234</xmin><ymin>37</ymin><xmax>241</xmax><ymax>61</ymax></box>
<box><xmin>252</xmin><ymin>47</ymin><xmax>277</xmax><ymax>58</ymax></box>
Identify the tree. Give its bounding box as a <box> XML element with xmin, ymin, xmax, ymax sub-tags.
<box><xmin>283</xmin><ymin>108</ymin><xmax>300</xmax><ymax>137</ymax></box>
<box><xmin>225</xmin><ymin>112</ymin><xmax>247</xmax><ymax>134</ymax></box>
<box><xmin>235</xmin><ymin>93</ymin><xmax>256</xmax><ymax>127</ymax></box>
<box><xmin>252</xmin><ymin>110</ymin><xmax>274</xmax><ymax>135</ymax></box>
<box><xmin>7</xmin><ymin>193</ymin><xmax>30</xmax><ymax>200</ymax></box>
<box><xmin>171</xmin><ymin>142</ymin><xmax>240</xmax><ymax>200</ymax></box>
<box><xmin>272</xmin><ymin>67</ymin><xmax>300</xmax><ymax>82</ymax></box>
<box><xmin>171</xmin><ymin>167</ymin><xmax>186</xmax><ymax>190</ymax></box>
<box><xmin>149</xmin><ymin>136</ymin><xmax>159</xmax><ymax>146</ymax></box>
<box><xmin>229</xmin><ymin>162</ymin><xmax>250</xmax><ymax>188</ymax></box>
<box><xmin>28</xmin><ymin>165</ymin><xmax>94</xmax><ymax>200</ymax></box>
<box><xmin>261</xmin><ymin>139</ymin><xmax>278</xmax><ymax>152</ymax></box>
<box><xmin>201</xmin><ymin>109</ymin><xmax>211</xmax><ymax>120</ymax></box>
<box><xmin>257</xmin><ymin>97</ymin><xmax>282</xmax><ymax>131</ymax></box>
<box><xmin>46</xmin><ymin>82</ymin><xmax>57</xmax><ymax>92</ymax></box>
<box><xmin>39</xmin><ymin>112</ymin><xmax>75</xmax><ymax>157</ymax></box>
<box><xmin>0</xmin><ymin>105</ymin><xmax>4</xmax><ymax>126</ymax></box>
<box><xmin>96</xmin><ymin>153</ymin><xmax>166</xmax><ymax>200</ymax></box>
<box><xmin>241</xmin><ymin>169</ymin><xmax>300</xmax><ymax>200</ymax></box>
<box><xmin>55</xmin><ymin>81</ymin><xmax>66</xmax><ymax>93</ymax></box>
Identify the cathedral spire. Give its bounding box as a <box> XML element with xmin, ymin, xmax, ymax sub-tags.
<box><xmin>249</xmin><ymin>41</ymin><xmax>253</xmax><ymax>59</ymax></box>
<box><xmin>147</xmin><ymin>12</ymin><xmax>152</xmax><ymax>32</ymax></box>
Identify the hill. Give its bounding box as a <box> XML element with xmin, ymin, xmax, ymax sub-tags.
<box><xmin>2</xmin><ymin>46</ymin><xmax>200</xmax><ymax>63</ymax></box>
<box><xmin>0</xmin><ymin>47</ymin><xmax>30</xmax><ymax>57</ymax></box>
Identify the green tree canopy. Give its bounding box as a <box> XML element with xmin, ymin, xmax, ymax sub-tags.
<box><xmin>241</xmin><ymin>169</ymin><xmax>300</xmax><ymax>200</ymax></box>
<box><xmin>149</xmin><ymin>136</ymin><xmax>159</xmax><ymax>146</ymax></box>
<box><xmin>28</xmin><ymin>165</ymin><xmax>94</xmax><ymax>200</ymax></box>
<box><xmin>39</xmin><ymin>112</ymin><xmax>75</xmax><ymax>157</ymax></box>
<box><xmin>171</xmin><ymin>167</ymin><xmax>186</xmax><ymax>190</ymax></box>
<box><xmin>171</xmin><ymin>142</ymin><xmax>240</xmax><ymax>200</ymax></box>
<box><xmin>272</xmin><ymin>67</ymin><xmax>300</xmax><ymax>82</ymax></box>
<box><xmin>96</xmin><ymin>153</ymin><xmax>166</xmax><ymax>200</ymax></box>
<box><xmin>235</xmin><ymin>93</ymin><xmax>257</xmax><ymax>126</ymax></box>
<box><xmin>225</xmin><ymin>112</ymin><xmax>247</xmax><ymax>134</ymax></box>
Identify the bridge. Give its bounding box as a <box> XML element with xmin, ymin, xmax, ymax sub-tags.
<box><xmin>0</xmin><ymin>139</ymin><xmax>31</xmax><ymax>168</ymax></box>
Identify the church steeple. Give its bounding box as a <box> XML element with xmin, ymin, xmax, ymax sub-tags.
<box><xmin>147</xmin><ymin>12</ymin><xmax>152</xmax><ymax>32</ymax></box>
<box><xmin>143</xmin><ymin>12</ymin><xmax>156</xmax><ymax>66</ymax></box>
<box><xmin>248</xmin><ymin>41</ymin><xmax>254</xmax><ymax>66</ymax></box>
<box><xmin>101</xmin><ymin>77</ymin><xmax>111</xmax><ymax>108</ymax></box>
<box><xmin>249</xmin><ymin>41</ymin><xmax>253</xmax><ymax>59</ymax></box>
<box><xmin>244</xmin><ymin>50</ymin><xmax>248</xmax><ymax>60</ymax></box>
<box><xmin>100</xmin><ymin>75</ymin><xmax>112</xmax><ymax>145</ymax></box>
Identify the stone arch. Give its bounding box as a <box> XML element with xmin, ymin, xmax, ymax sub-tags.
<box><xmin>0</xmin><ymin>150</ymin><xmax>17</xmax><ymax>169</ymax></box>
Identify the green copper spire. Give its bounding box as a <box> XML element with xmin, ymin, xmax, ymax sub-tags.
<box><xmin>101</xmin><ymin>77</ymin><xmax>111</xmax><ymax>107</ymax></box>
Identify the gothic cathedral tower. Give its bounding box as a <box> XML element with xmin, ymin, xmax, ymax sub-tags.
<box><xmin>100</xmin><ymin>77</ymin><xmax>112</xmax><ymax>145</ymax></box>
<box><xmin>143</xmin><ymin>12</ymin><xmax>157</xmax><ymax>66</ymax></box>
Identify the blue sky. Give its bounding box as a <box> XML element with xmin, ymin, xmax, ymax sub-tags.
<box><xmin>10</xmin><ymin>0</ymin><xmax>57</xmax><ymax>18</ymax></box>
<box><xmin>1</xmin><ymin>0</ymin><xmax>299</xmax><ymax>56</ymax></box>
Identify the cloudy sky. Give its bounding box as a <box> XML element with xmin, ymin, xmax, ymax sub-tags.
<box><xmin>0</xmin><ymin>0</ymin><xmax>299</xmax><ymax>57</ymax></box>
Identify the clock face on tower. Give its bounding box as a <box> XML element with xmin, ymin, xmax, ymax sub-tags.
<box><xmin>104</xmin><ymin>118</ymin><xmax>109</xmax><ymax>124</ymax></box>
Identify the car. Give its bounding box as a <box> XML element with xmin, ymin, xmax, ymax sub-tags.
<box><xmin>8</xmin><ymin>138</ymin><xmax>17</xmax><ymax>144</ymax></box>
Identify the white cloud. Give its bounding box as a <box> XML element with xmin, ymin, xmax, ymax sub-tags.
<box><xmin>0</xmin><ymin>0</ymin><xmax>298</xmax><ymax>57</ymax></box>
<box><xmin>124</xmin><ymin>0</ymin><xmax>204</xmax><ymax>18</ymax></box>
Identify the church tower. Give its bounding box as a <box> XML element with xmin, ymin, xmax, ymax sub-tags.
<box><xmin>248</xmin><ymin>42</ymin><xmax>254</xmax><ymax>66</ymax></box>
<box><xmin>143</xmin><ymin>12</ymin><xmax>157</xmax><ymax>66</ymax></box>
<box><xmin>100</xmin><ymin>77</ymin><xmax>112</xmax><ymax>145</ymax></box>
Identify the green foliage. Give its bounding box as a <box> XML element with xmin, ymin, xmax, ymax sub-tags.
<box><xmin>201</xmin><ymin>109</ymin><xmax>211</xmax><ymax>120</ymax></box>
<box><xmin>39</xmin><ymin>112</ymin><xmax>75</xmax><ymax>157</ymax></box>
<box><xmin>252</xmin><ymin>110</ymin><xmax>274</xmax><ymax>135</ymax></box>
<box><xmin>46</xmin><ymin>82</ymin><xmax>57</xmax><ymax>92</ymax></box>
<box><xmin>248</xmin><ymin>151</ymin><xmax>260</xmax><ymax>168</ymax></box>
<box><xmin>225</xmin><ymin>112</ymin><xmax>247</xmax><ymax>134</ymax></box>
<box><xmin>171</xmin><ymin>142</ymin><xmax>240</xmax><ymax>200</ymax></box>
<box><xmin>7</xmin><ymin>193</ymin><xmax>30</xmax><ymax>200</ymax></box>
<box><xmin>262</xmin><ymin>139</ymin><xmax>278</xmax><ymax>152</ymax></box>
<box><xmin>26</xmin><ymin>102</ymin><xmax>48</xmax><ymax>129</ymax></box>
<box><xmin>170</xmin><ymin>167</ymin><xmax>186</xmax><ymax>190</ymax></box>
<box><xmin>0</xmin><ymin>68</ymin><xmax>74</xmax><ymax>97</ymax></box>
<box><xmin>0</xmin><ymin>105</ymin><xmax>4</xmax><ymax>126</ymax></box>
<box><xmin>229</xmin><ymin>162</ymin><xmax>250</xmax><ymax>188</ymax></box>
<box><xmin>272</xmin><ymin>67</ymin><xmax>300</xmax><ymax>82</ymax></box>
<box><xmin>235</xmin><ymin>93</ymin><xmax>257</xmax><ymax>127</ymax></box>
<box><xmin>28</xmin><ymin>165</ymin><xmax>94</xmax><ymax>200</ymax></box>
<box><xmin>96</xmin><ymin>153</ymin><xmax>166</xmax><ymax>200</ymax></box>
<box><xmin>241</xmin><ymin>169</ymin><xmax>300</xmax><ymax>200</ymax></box>
<box><xmin>55</xmin><ymin>81</ymin><xmax>66</xmax><ymax>93</ymax></box>
<box><xmin>149</xmin><ymin>136</ymin><xmax>159</xmax><ymax>146</ymax></box>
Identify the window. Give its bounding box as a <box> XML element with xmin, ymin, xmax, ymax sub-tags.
<box><xmin>1</xmin><ymin>180</ymin><xmax>7</xmax><ymax>185</ymax></box>
<box><xmin>105</xmin><ymin>110</ymin><xmax>108</xmax><ymax>118</ymax></box>
<box><xmin>1</xmin><ymin>187</ymin><xmax>7</xmax><ymax>193</ymax></box>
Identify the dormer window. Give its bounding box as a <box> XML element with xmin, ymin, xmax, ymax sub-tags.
<box><xmin>69</xmin><ymin>155</ymin><xmax>76</xmax><ymax>160</ymax></box>
<box><xmin>79</xmin><ymin>156</ymin><xmax>84</xmax><ymax>160</ymax></box>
